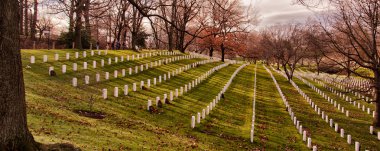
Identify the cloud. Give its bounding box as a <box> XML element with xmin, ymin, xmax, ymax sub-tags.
<box><xmin>260</xmin><ymin>10</ymin><xmax>314</xmax><ymax>26</ymax></box>
<box><xmin>252</xmin><ymin>0</ymin><xmax>317</xmax><ymax>28</ymax></box>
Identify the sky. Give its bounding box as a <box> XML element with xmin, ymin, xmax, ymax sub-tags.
<box><xmin>247</xmin><ymin>0</ymin><xmax>317</xmax><ymax>29</ymax></box>
<box><xmin>45</xmin><ymin>0</ymin><xmax>319</xmax><ymax>34</ymax></box>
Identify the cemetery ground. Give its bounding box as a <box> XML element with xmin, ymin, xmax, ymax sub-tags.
<box><xmin>22</xmin><ymin>49</ymin><xmax>380</xmax><ymax>150</ymax></box>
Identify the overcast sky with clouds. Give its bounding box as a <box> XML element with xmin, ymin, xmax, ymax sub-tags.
<box><xmin>49</xmin><ymin>0</ymin><xmax>319</xmax><ymax>33</ymax></box>
<box><xmin>248</xmin><ymin>0</ymin><xmax>316</xmax><ymax>29</ymax></box>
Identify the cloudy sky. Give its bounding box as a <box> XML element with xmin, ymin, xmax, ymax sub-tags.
<box><xmin>248</xmin><ymin>0</ymin><xmax>317</xmax><ymax>28</ymax></box>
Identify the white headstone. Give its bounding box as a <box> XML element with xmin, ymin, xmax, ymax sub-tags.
<box><xmin>85</xmin><ymin>75</ymin><xmax>90</xmax><ymax>84</ymax></box>
<box><xmin>43</xmin><ymin>55</ymin><xmax>48</xmax><ymax>62</ymax></box>
<box><xmin>355</xmin><ymin>142</ymin><xmax>360</xmax><ymax>151</ymax></box>
<box><xmin>72</xmin><ymin>78</ymin><xmax>77</xmax><ymax>87</ymax></box>
<box><xmin>147</xmin><ymin>100</ymin><xmax>152</xmax><ymax>110</ymax></box>
<box><xmin>48</xmin><ymin>67</ymin><xmax>54</xmax><ymax>75</ymax></box>
<box><xmin>191</xmin><ymin>116</ymin><xmax>195</xmax><ymax>128</ymax></box>
<box><xmin>102</xmin><ymin>89</ymin><xmax>107</xmax><ymax>99</ymax></box>
<box><xmin>133</xmin><ymin>83</ymin><xmax>137</xmax><ymax>91</ymax></box>
<box><xmin>96</xmin><ymin>73</ymin><xmax>100</xmax><ymax>82</ymax></box>
<box><xmin>105</xmin><ymin>72</ymin><xmax>109</xmax><ymax>80</ymax></box>
<box><xmin>307</xmin><ymin>137</ymin><xmax>312</xmax><ymax>148</ymax></box>
<box><xmin>114</xmin><ymin>87</ymin><xmax>119</xmax><ymax>97</ymax></box>
<box><xmin>156</xmin><ymin>96</ymin><xmax>160</xmax><ymax>106</ymax></box>
<box><xmin>347</xmin><ymin>135</ymin><xmax>352</xmax><ymax>144</ymax></box>
<box><xmin>52</xmin><ymin>53</ymin><xmax>58</xmax><ymax>61</ymax></box>
<box><xmin>114</xmin><ymin>70</ymin><xmax>118</xmax><ymax>78</ymax></box>
<box><xmin>30</xmin><ymin>56</ymin><xmax>35</xmax><ymax>63</ymax></box>
<box><xmin>62</xmin><ymin>65</ymin><xmax>67</xmax><ymax>73</ymax></box>
<box><xmin>83</xmin><ymin>62</ymin><xmax>88</xmax><ymax>69</ymax></box>
<box><xmin>140</xmin><ymin>81</ymin><xmax>144</xmax><ymax>89</ymax></box>
<box><xmin>73</xmin><ymin>63</ymin><xmax>77</xmax><ymax>71</ymax></box>
<box><xmin>122</xmin><ymin>69</ymin><xmax>126</xmax><ymax>77</ymax></box>
<box><xmin>124</xmin><ymin>85</ymin><xmax>128</xmax><ymax>96</ymax></box>
<box><xmin>202</xmin><ymin>109</ymin><xmax>206</xmax><ymax>119</ymax></box>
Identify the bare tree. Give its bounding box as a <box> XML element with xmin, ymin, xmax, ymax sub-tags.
<box><xmin>299</xmin><ymin>0</ymin><xmax>380</xmax><ymax>127</ymax></box>
<box><xmin>0</xmin><ymin>0</ymin><xmax>39</xmax><ymax>149</ymax></box>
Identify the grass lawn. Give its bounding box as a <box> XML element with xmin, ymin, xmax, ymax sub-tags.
<box><xmin>20</xmin><ymin>49</ymin><xmax>380</xmax><ymax>150</ymax></box>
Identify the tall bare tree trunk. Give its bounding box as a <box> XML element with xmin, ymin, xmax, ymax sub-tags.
<box><xmin>24</xmin><ymin>0</ymin><xmax>28</xmax><ymax>37</ymax></box>
<box><xmin>0</xmin><ymin>0</ymin><xmax>39</xmax><ymax>149</ymax></box>
<box><xmin>220</xmin><ymin>43</ymin><xmax>225</xmax><ymax>62</ymax></box>
<box><xmin>84</xmin><ymin>0</ymin><xmax>91</xmax><ymax>39</ymax></box>
<box><xmin>373</xmin><ymin>71</ymin><xmax>380</xmax><ymax>127</ymax></box>
<box><xmin>209</xmin><ymin>47</ymin><xmax>214</xmax><ymax>57</ymax></box>
<box><xmin>30</xmin><ymin>0</ymin><xmax>37</xmax><ymax>40</ymax></box>
<box><xmin>19</xmin><ymin>0</ymin><xmax>24</xmax><ymax>35</ymax></box>
<box><xmin>74</xmin><ymin>0</ymin><xmax>84</xmax><ymax>50</ymax></box>
<box><xmin>68</xmin><ymin>0</ymin><xmax>75</xmax><ymax>33</ymax></box>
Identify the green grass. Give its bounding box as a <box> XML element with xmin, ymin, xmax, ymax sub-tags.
<box><xmin>269</xmin><ymin>67</ymin><xmax>354</xmax><ymax>150</ymax></box>
<box><xmin>21</xmin><ymin>49</ymin><xmax>380</xmax><ymax>150</ymax></box>
<box><xmin>291</xmin><ymin>75</ymin><xmax>379</xmax><ymax>150</ymax></box>
<box><xmin>252</xmin><ymin>65</ymin><xmax>308</xmax><ymax>150</ymax></box>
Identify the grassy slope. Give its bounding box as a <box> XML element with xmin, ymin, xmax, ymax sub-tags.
<box><xmin>22</xmin><ymin>49</ymin><xmax>378</xmax><ymax>150</ymax></box>
<box><xmin>252</xmin><ymin>65</ymin><xmax>308</xmax><ymax>150</ymax></box>
<box><xmin>269</xmin><ymin>67</ymin><xmax>354</xmax><ymax>150</ymax></box>
<box><xmin>291</xmin><ymin>75</ymin><xmax>380</xmax><ymax>150</ymax></box>
<box><xmin>22</xmin><ymin>49</ymin><xmax>273</xmax><ymax>150</ymax></box>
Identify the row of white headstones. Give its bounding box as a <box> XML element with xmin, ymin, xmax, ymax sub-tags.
<box><xmin>273</xmin><ymin>67</ymin><xmax>363</xmax><ymax>151</ymax></box>
<box><xmin>30</xmin><ymin>50</ymin><xmax>173</xmax><ymax>64</ymax></box>
<box><xmin>148</xmin><ymin>62</ymin><xmax>230</xmax><ymax>111</ymax></box>
<box><xmin>304</xmin><ymin>70</ymin><xmax>374</xmax><ymax>103</ymax></box>
<box><xmin>31</xmin><ymin>50</ymin><xmax>109</xmax><ymax>64</ymax></box>
<box><xmin>298</xmin><ymin>72</ymin><xmax>375</xmax><ymax>117</ymax></box>
<box><xmin>306</xmin><ymin>69</ymin><xmax>371</xmax><ymax>91</ymax></box>
<box><xmin>250</xmin><ymin>64</ymin><xmax>257</xmax><ymax>143</ymax></box>
<box><xmin>322</xmin><ymin>76</ymin><xmax>374</xmax><ymax>105</ymax></box>
<box><xmin>329</xmin><ymin>74</ymin><xmax>371</xmax><ymax>93</ymax></box>
<box><xmin>264</xmin><ymin>65</ymin><xmax>317</xmax><ymax>150</ymax></box>
<box><xmin>48</xmin><ymin>51</ymin><xmax>180</xmax><ymax>75</ymax></box>
<box><xmin>295</xmin><ymin>73</ymin><xmax>380</xmax><ymax>145</ymax></box>
<box><xmin>72</xmin><ymin>54</ymin><xmax>196</xmax><ymax>87</ymax></box>
<box><xmin>102</xmin><ymin>59</ymin><xmax>218</xmax><ymax>99</ymax></box>
<box><xmin>300</xmin><ymin>71</ymin><xmax>375</xmax><ymax>115</ymax></box>
<box><xmin>190</xmin><ymin>63</ymin><xmax>248</xmax><ymax>129</ymax></box>
<box><xmin>314</xmin><ymin>72</ymin><xmax>374</xmax><ymax>100</ymax></box>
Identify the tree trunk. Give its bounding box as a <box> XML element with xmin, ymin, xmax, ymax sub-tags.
<box><xmin>347</xmin><ymin>66</ymin><xmax>351</xmax><ymax>77</ymax></box>
<box><xmin>0</xmin><ymin>0</ymin><xmax>38</xmax><ymax>149</ymax></box>
<box><xmin>84</xmin><ymin>0</ymin><xmax>91</xmax><ymax>39</ymax></box>
<box><xmin>30</xmin><ymin>0</ymin><xmax>37</xmax><ymax>40</ymax></box>
<box><xmin>220</xmin><ymin>43</ymin><xmax>225</xmax><ymax>62</ymax></box>
<box><xmin>24</xmin><ymin>0</ymin><xmax>28</xmax><ymax>36</ymax></box>
<box><xmin>131</xmin><ymin>31</ymin><xmax>137</xmax><ymax>51</ymax></box>
<box><xmin>74</xmin><ymin>0</ymin><xmax>84</xmax><ymax>50</ymax></box>
<box><xmin>373</xmin><ymin>70</ymin><xmax>380</xmax><ymax>127</ymax></box>
<box><xmin>167</xmin><ymin>30</ymin><xmax>174</xmax><ymax>51</ymax></box>
<box><xmin>19</xmin><ymin>0</ymin><xmax>24</xmax><ymax>35</ymax></box>
<box><xmin>68</xmin><ymin>0</ymin><xmax>75</xmax><ymax>33</ymax></box>
<box><xmin>209</xmin><ymin>47</ymin><xmax>214</xmax><ymax>57</ymax></box>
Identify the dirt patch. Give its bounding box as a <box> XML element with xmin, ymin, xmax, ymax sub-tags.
<box><xmin>74</xmin><ymin>110</ymin><xmax>106</xmax><ymax>119</ymax></box>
